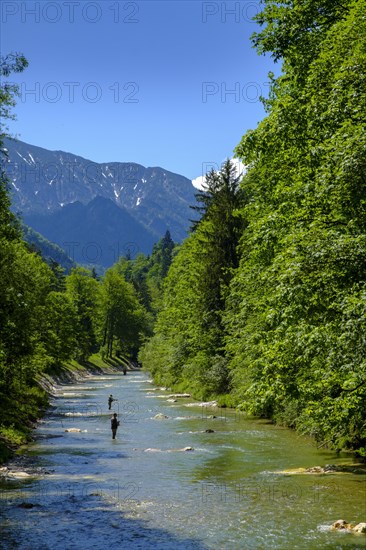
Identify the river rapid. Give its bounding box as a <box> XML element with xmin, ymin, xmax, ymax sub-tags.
<box><xmin>0</xmin><ymin>370</ymin><xmax>365</xmax><ymax>549</ymax></box>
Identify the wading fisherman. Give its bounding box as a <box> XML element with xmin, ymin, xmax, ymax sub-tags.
<box><xmin>111</xmin><ymin>413</ymin><xmax>120</xmax><ymax>439</ymax></box>
<box><xmin>108</xmin><ymin>394</ymin><xmax>117</xmax><ymax>410</ymax></box>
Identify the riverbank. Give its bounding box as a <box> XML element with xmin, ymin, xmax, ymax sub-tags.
<box><xmin>0</xmin><ymin>354</ymin><xmax>132</xmax><ymax>464</ymax></box>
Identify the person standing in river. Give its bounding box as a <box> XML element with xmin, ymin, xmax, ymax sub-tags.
<box><xmin>111</xmin><ymin>413</ymin><xmax>120</xmax><ymax>439</ymax></box>
<box><xmin>108</xmin><ymin>394</ymin><xmax>116</xmax><ymax>410</ymax></box>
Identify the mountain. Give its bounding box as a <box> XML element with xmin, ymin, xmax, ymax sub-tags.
<box><xmin>21</xmin><ymin>224</ymin><xmax>76</xmax><ymax>273</ymax></box>
<box><xmin>24</xmin><ymin>196</ymin><xmax>157</xmax><ymax>267</ymax></box>
<box><xmin>3</xmin><ymin>138</ymin><xmax>197</xmax><ymax>247</ymax></box>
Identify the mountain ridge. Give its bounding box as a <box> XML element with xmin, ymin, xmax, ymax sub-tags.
<box><xmin>4</xmin><ymin>137</ymin><xmax>196</xmax><ymax>242</ymax></box>
<box><xmin>3</xmin><ymin>138</ymin><xmax>197</xmax><ymax>267</ymax></box>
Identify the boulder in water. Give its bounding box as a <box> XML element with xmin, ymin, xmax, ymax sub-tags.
<box><xmin>331</xmin><ymin>520</ymin><xmax>366</xmax><ymax>534</ymax></box>
<box><xmin>153</xmin><ymin>413</ymin><xmax>169</xmax><ymax>420</ymax></box>
<box><xmin>4</xmin><ymin>471</ymin><xmax>31</xmax><ymax>479</ymax></box>
<box><xmin>332</xmin><ymin>519</ymin><xmax>351</xmax><ymax>530</ymax></box>
<box><xmin>353</xmin><ymin>523</ymin><xmax>366</xmax><ymax>534</ymax></box>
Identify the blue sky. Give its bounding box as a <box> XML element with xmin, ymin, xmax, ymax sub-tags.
<box><xmin>1</xmin><ymin>1</ymin><xmax>279</xmax><ymax>180</ymax></box>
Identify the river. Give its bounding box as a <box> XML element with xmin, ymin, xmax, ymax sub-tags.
<box><xmin>0</xmin><ymin>371</ymin><xmax>365</xmax><ymax>549</ymax></box>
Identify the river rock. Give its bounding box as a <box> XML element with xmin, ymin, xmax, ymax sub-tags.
<box><xmin>18</xmin><ymin>502</ymin><xmax>36</xmax><ymax>509</ymax></box>
<box><xmin>169</xmin><ymin>447</ymin><xmax>194</xmax><ymax>452</ymax></box>
<box><xmin>277</xmin><ymin>463</ymin><xmax>366</xmax><ymax>475</ymax></box>
<box><xmin>6</xmin><ymin>471</ymin><xmax>32</xmax><ymax>479</ymax></box>
<box><xmin>324</xmin><ymin>464</ymin><xmax>338</xmax><ymax>472</ymax></box>
<box><xmin>205</xmin><ymin>429</ymin><xmax>215</xmax><ymax>433</ymax></box>
<box><xmin>167</xmin><ymin>398</ymin><xmax>177</xmax><ymax>403</ymax></box>
<box><xmin>153</xmin><ymin>413</ymin><xmax>169</xmax><ymax>420</ymax></box>
<box><xmin>199</xmin><ymin>400</ymin><xmax>218</xmax><ymax>407</ymax></box>
<box><xmin>353</xmin><ymin>523</ymin><xmax>366</xmax><ymax>534</ymax></box>
<box><xmin>185</xmin><ymin>400</ymin><xmax>218</xmax><ymax>408</ymax></box>
<box><xmin>167</xmin><ymin>393</ymin><xmax>191</xmax><ymax>398</ymax></box>
<box><xmin>305</xmin><ymin>466</ymin><xmax>324</xmax><ymax>473</ymax></box>
<box><xmin>332</xmin><ymin>519</ymin><xmax>352</xmax><ymax>530</ymax></box>
<box><xmin>64</xmin><ymin>428</ymin><xmax>87</xmax><ymax>432</ymax></box>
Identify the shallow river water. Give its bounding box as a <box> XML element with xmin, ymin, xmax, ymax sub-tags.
<box><xmin>0</xmin><ymin>371</ymin><xmax>365</xmax><ymax>549</ymax></box>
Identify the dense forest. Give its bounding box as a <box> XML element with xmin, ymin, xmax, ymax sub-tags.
<box><xmin>1</xmin><ymin>0</ymin><xmax>365</xmax><ymax>461</ymax></box>
<box><xmin>140</xmin><ymin>0</ymin><xmax>366</xmax><ymax>456</ymax></box>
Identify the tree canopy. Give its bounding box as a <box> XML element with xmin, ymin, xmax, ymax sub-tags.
<box><xmin>140</xmin><ymin>0</ymin><xmax>366</xmax><ymax>456</ymax></box>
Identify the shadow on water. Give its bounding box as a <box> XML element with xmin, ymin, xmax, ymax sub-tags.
<box><xmin>0</xmin><ymin>474</ymin><xmax>208</xmax><ymax>550</ymax></box>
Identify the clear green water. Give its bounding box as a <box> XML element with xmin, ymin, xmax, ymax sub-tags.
<box><xmin>0</xmin><ymin>371</ymin><xmax>365</xmax><ymax>549</ymax></box>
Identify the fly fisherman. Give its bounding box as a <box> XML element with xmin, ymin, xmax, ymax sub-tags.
<box><xmin>111</xmin><ymin>413</ymin><xmax>120</xmax><ymax>439</ymax></box>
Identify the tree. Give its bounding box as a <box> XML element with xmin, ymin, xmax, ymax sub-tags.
<box><xmin>140</xmin><ymin>161</ymin><xmax>246</xmax><ymax>397</ymax></box>
<box><xmin>99</xmin><ymin>267</ymin><xmax>148</xmax><ymax>359</ymax></box>
<box><xmin>160</xmin><ymin>230</ymin><xmax>175</xmax><ymax>278</ymax></box>
<box><xmin>0</xmin><ymin>53</ymin><xmax>53</xmax><ymax>446</ymax></box>
<box><xmin>141</xmin><ymin>0</ymin><xmax>366</xmax><ymax>455</ymax></box>
<box><xmin>0</xmin><ymin>53</ymin><xmax>28</xmax><ymax>141</ymax></box>
<box><xmin>65</xmin><ymin>268</ymin><xmax>100</xmax><ymax>362</ymax></box>
<box><xmin>42</xmin><ymin>292</ymin><xmax>78</xmax><ymax>365</ymax></box>
<box><xmin>251</xmin><ymin>0</ymin><xmax>353</xmax><ymax>74</ymax></box>
<box><xmin>227</xmin><ymin>0</ymin><xmax>366</xmax><ymax>453</ymax></box>
<box><xmin>0</xmin><ymin>54</ymin><xmax>28</xmax><ymax>243</ymax></box>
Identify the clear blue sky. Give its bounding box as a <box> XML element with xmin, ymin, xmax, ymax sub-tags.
<box><xmin>1</xmin><ymin>1</ymin><xmax>279</xmax><ymax>180</ymax></box>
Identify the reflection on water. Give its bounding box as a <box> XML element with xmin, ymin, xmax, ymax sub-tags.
<box><xmin>1</xmin><ymin>371</ymin><xmax>365</xmax><ymax>549</ymax></box>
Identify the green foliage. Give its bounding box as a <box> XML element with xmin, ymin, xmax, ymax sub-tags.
<box><xmin>21</xmin><ymin>223</ymin><xmax>75</xmax><ymax>274</ymax></box>
<box><xmin>0</xmin><ymin>239</ymin><xmax>52</xmax><ymax>382</ymax></box>
<box><xmin>42</xmin><ymin>292</ymin><xmax>78</xmax><ymax>365</ymax></box>
<box><xmin>0</xmin><ymin>53</ymin><xmax>28</xmax><ymax>139</ymax></box>
<box><xmin>141</xmin><ymin>0</ymin><xmax>366</xmax><ymax>455</ymax></box>
<box><xmin>140</xmin><ymin>160</ymin><xmax>245</xmax><ymax>396</ymax></box>
<box><xmin>99</xmin><ymin>266</ymin><xmax>148</xmax><ymax>359</ymax></box>
<box><xmin>0</xmin><ymin>426</ymin><xmax>28</xmax><ymax>446</ymax></box>
<box><xmin>227</xmin><ymin>0</ymin><xmax>366</xmax><ymax>452</ymax></box>
<box><xmin>114</xmin><ymin>231</ymin><xmax>178</xmax><ymax>319</ymax></box>
<box><xmin>0</xmin><ymin>52</ymin><xmax>53</xmax><ymax>457</ymax></box>
<box><xmin>251</xmin><ymin>0</ymin><xmax>353</xmax><ymax>76</ymax></box>
<box><xmin>65</xmin><ymin>268</ymin><xmax>100</xmax><ymax>362</ymax></box>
